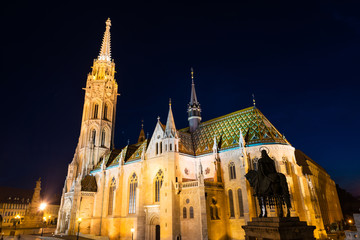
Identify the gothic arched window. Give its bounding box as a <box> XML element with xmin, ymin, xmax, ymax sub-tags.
<box><xmin>228</xmin><ymin>189</ymin><xmax>235</xmax><ymax>218</ymax></box>
<box><xmin>101</xmin><ymin>130</ymin><xmax>106</xmax><ymax>147</ymax></box>
<box><xmin>189</xmin><ymin>206</ymin><xmax>194</xmax><ymax>218</ymax></box>
<box><xmin>128</xmin><ymin>173</ymin><xmax>138</xmax><ymax>214</ymax></box>
<box><xmin>154</xmin><ymin>170</ymin><xmax>164</xmax><ymax>202</ymax></box>
<box><xmin>183</xmin><ymin>207</ymin><xmax>187</xmax><ymax>219</ymax></box>
<box><xmin>252</xmin><ymin>158</ymin><xmax>258</xmax><ymax>170</ymax></box>
<box><xmin>156</xmin><ymin>143</ymin><xmax>159</xmax><ymax>155</ymax></box>
<box><xmin>90</xmin><ymin>129</ymin><xmax>96</xmax><ymax>145</ymax></box>
<box><xmin>103</xmin><ymin>103</ymin><xmax>108</xmax><ymax>120</ymax></box>
<box><xmin>237</xmin><ymin>188</ymin><xmax>244</xmax><ymax>217</ymax></box>
<box><xmin>93</xmin><ymin>103</ymin><xmax>99</xmax><ymax>119</ymax></box>
<box><xmin>160</xmin><ymin>142</ymin><xmax>163</xmax><ymax>154</ymax></box>
<box><xmin>108</xmin><ymin>178</ymin><xmax>116</xmax><ymax>215</ymax></box>
<box><xmin>229</xmin><ymin>162</ymin><xmax>236</xmax><ymax>180</ymax></box>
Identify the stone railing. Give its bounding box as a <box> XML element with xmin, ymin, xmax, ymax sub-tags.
<box><xmin>182</xmin><ymin>181</ymin><xmax>199</xmax><ymax>188</ymax></box>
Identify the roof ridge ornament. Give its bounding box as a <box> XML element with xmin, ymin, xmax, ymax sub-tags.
<box><xmin>252</xmin><ymin>93</ymin><xmax>256</xmax><ymax>108</ymax></box>
<box><xmin>98</xmin><ymin>18</ymin><xmax>111</xmax><ymax>62</ymax></box>
<box><xmin>191</xmin><ymin>67</ymin><xmax>194</xmax><ymax>84</ymax></box>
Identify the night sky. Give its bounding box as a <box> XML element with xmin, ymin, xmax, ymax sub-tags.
<box><xmin>1</xmin><ymin>1</ymin><xmax>360</xmax><ymax>199</ymax></box>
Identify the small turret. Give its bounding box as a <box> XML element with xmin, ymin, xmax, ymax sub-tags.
<box><xmin>138</xmin><ymin>121</ymin><xmax>146</xmax><ymax>143</ymax></box>
<box><xmin>164</xmin><ymin>99</ymin><xmax>178</xmax><ymax>138</ymax></box>
<box><xmin>187</xmin><ymin>68</ymin><xmax>201</xmax><ymax>132</ymax></box>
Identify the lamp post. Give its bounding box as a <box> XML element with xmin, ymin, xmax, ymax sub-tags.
<box><xmin>14</xmin><ymin>215</ymin><xmax>20</xmax><ymax>230</ymax></box>
<box><xmin>77</xmin><ymin>218</ymin><xmax>82</xmax><ymax>240</ymax></box>
<box><xmin>131</xmin><ymin>227</ymin><xmax>135</xmax><ymax>240</ymax></box>
<box><xmin>39</xmin><ymin>203</ymin><xmax>47</xmax><ymax>236</ymax></box>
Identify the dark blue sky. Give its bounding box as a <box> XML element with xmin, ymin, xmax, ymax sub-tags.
<box><xmin>1</xmin><ymin>1</ymin><xmax>359</xmax><ymax>197</ymax></box>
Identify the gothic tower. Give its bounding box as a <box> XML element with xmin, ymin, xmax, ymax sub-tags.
<box><xmin>65</xmin><ymin>18</ymin><xmax>118</xmax><ymax>190</ymax></box>
<box><xmin>187</xmin><ymin>68</ymin><xmax>201</xmax><ymax>132</ymax></box>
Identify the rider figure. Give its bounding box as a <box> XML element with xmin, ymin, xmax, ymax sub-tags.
<box><xmin>258</xmin><ymin>150</ymin><xmax>278</xmax><ymax>183</ymax></box>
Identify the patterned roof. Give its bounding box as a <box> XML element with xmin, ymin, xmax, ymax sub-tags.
<box><xmin>181</xmin><ymin>106</ymin><xmax>289</xmax><ymax>156</ymax></box>
<box><xmin>127</xmin><ymin>139</ymin><xmax>149</xmax><ymax>162</ymax></box>
<box><xmin>92</xmin><ymin>140</ymin><xmax>148</xmax><ymax>172</ymax></box>
<box><xmin>178</xmin><ymin>131</ymin><xmax>195</xmax><ymax>155</ymax></box>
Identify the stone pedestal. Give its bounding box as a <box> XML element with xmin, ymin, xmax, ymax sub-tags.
<box><xmin>242</xmin><ymin>217</ymin><xmax>316</xmax><ymax>240</ymax></box>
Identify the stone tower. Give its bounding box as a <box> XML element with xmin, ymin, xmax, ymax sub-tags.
<box><xmin>23</xmin><ymin>178</ymin><xmax>43</xmax><ymax>227</ymax></box>
<box><xmin>65</xmin><ymin>18</ymin><xmax>118</xmax><ymax>192</ymax></box>
<box><xmin>187</xmin><ymin>68</ymin><xmax>201</xmax><ymax>132</ymax></box>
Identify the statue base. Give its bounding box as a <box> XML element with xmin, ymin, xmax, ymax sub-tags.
<box><xmin>242</xmin><ymin>217</ymin><xmax>316</xmax><ymax>240</ymax></box>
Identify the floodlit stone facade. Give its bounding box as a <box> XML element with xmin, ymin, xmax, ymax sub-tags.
<box><xmin>56</xmin><ymin>19</ymin><xmax>343</xmax><ymax>240</ymax></box>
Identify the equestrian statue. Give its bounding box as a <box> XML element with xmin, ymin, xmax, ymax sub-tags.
<box><xmin>245</xmin><ymin>150</ymin><xmax>291</xmax><ymax>217</ymax></box>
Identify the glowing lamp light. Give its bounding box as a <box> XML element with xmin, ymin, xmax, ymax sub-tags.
<box><xmin>15</xmin><ymin>215</ymin><xmax>20</xmax><ymax>219</ymax></box>
<box><xmin>39</xmin><ymin>203</ymin><xmax>47</xmax><ymax>211</ymax></box>
<box><xmin>77</xmin><ymin>217</ymin><xmax>82</xmax><ymax>223</ymax></box>
<box><xmin>131</xmin><ymin>228</ymin><xmax>135</xmax><ymax>233</ymax></box>
<box><xmin>43</xmin><ymin>217</ymin><xmax>46</xmax><ymax>221</ymax></box>
<box><xmin>349</xmin><ymin>219</ymin><xmax>353</xmax><ymax>224</ymax></box>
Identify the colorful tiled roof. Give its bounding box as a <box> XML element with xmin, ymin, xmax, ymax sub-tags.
<box><xmin>181</xmin><ymin>106</ymin><xmax>289</xmax><ymax>156</ymax></box>
<box><xmin>127</xmin><ymin>140</ymin><xmax>149</xmax><ymax>162</ymax></box>
<box><xmin>93</xmin><ymin>140</ymin><xmax>149</xmax><ymax>171</ymax></box>
<box><xmin>178</xmin><ymin>131</ymin><xmax>195</xmax><ymax>155</ymax></box>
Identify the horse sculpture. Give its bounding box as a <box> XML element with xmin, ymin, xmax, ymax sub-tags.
<box><xmin>245</xmin><ymin>150</ymin><xmax>291</xmax><ymax>218</ymax></box>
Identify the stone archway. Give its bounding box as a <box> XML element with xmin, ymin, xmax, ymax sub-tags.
<box><xmin>150</xmin><ymin>216</ymin><xmax>160</xmax><ymax>240</ymax></box>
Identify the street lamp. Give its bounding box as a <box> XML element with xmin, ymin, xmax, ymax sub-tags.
<box><xmin>131</xmin><ymin>227</ymin><xmax>135</xmax><ymax>240</ymax></box>
<box><xmin>39</xmin><ymin>203</ymin><xmax>47</xmax><ymax>236</ymax></box>
<box><xmin>77</xmin><ymin>218</ymin><xmax>82</xmax><ymax>240</ymax></box>
<box><xmin>39</xmin><ymin>203</ymin><xmax>47</xmax><ymax>211</ymax></box>
<box><xmin>14</xmin><ymin>215</ymin><xmax>20</xmax><ymax>230</ymax></box>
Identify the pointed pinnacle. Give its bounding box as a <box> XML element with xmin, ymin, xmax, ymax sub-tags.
<box><xmin>98</xmin><ymin>18</ymin><xmax>112</xmax><ymax>62</ymax></box>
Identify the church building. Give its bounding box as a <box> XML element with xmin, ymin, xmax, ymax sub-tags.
<box><xmin>56</xmin><ymin>19</ymin><xmax>343</xmax><ymax>240</ymax></box>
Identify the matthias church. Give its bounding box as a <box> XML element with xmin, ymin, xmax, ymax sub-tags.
<box><xmin>56</xmin><ymin>19</ymin><xmax>343</xmax><ymax>240</ymax></box>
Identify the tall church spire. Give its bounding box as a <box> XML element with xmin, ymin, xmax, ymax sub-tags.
<box><xmin>165</xmin><ymin>99</ymin><xmax>178</xmax><ymax>138</ymax></box>
<box><xmin>188</xmin><ymin>68</ymin><xmax>201</xmax><ymax>132</ymax></box>
<box><xmin>98</xmin><ymin>18</ymin><xmax>111</xmax><ymax>62</ymax></box>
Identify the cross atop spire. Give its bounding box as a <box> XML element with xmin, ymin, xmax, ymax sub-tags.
<box><xmin>191</xmin><ymin>67</ymin><xmax>194</xmax><ymax>84</ymax></box>
<box><xmin>190</xmin><ymin>68</ymin><xmax>199</xmax><ymax>106</ymax></box>
<box><xmin>98</xmin><ymin>18</ymin><xmax>112</xmax><ymax>62</ymax></box>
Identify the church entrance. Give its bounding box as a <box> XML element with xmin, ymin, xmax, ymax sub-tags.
<box><xmin>155</xmin><ymin>225</ymin><xmax>160</xmax><ymax>240</ymax></box>
<box><xmin>144</xmin><ymin>204</ymin><xmax>160</xmax><ymax>240</ymax></box>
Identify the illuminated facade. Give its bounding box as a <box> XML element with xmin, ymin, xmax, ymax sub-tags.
<box><xmin>56</xmin><ymin>19</ymin><xmax>343</xmax><ymax>240</ymax></box>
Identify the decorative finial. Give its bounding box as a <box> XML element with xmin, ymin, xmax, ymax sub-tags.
<box><xmin>106</xmin><ymin>18</ymin><xmax>111</xmax><ymax>27</ymax></box>
<box><xmin>191</xmin><ymin>67</ymin><xmax>194</xmax><ymax>84</ymax></box>
<box><xmin>169</xmin><ymin>98</ymin><xmax>172</xmax><ymax>106</ymax></box>
<box><xmin>98</xmin><ymin>18</ymin><xmax>112</xmax><ymax>62</ymax></box>
<box><xmin>147</xmin><ymin>132</ymin><xmax>149</xmax><ymax>139</ymax></box>
<box><xmin>157</xmin><ymin>116</ymin><xmax>160</xmax><ymax>121</ymax></box>
<box><xmin>141</xmin><ymin>120</ymin><xmax>144</xmax><ymax>129</ymax></box>
<box><xmin>127</xmin><ymin>139</ymin><xmax>130</xmax><ymax>145</ymax></box>
<box><xmin>252</xmin><ymin>93</ymin><xmax>256</xmax><ymax>107</ymax></box>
